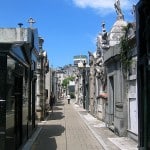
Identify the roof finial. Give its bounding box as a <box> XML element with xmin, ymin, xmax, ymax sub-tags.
<box><xmin>28</xmin><ymin>17</ymin><xmax>36</xmax><ymax>28</ymax></box>
<box><xmin>18</xmin><ymin>23</ymin><xmax>23</xmax><ymax>28</ymax></box>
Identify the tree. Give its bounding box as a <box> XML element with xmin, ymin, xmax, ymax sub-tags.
<box><xmin>62</xmin><ymin>76</ymin><xmax>75</xmax><ymax>88</ymax></box>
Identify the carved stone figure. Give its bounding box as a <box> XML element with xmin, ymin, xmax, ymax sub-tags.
<box><xmin>88</xmin><ymin>51</ymin><xmax>94</xmax><ymax>65</ymax></box>
<box><xmin>101</xmin><ymin>22</ymin><xmax>107</xmax><ymax>44</ymax></box>
<box><xmin>114</xmin><ymin>0</ymin><xmax>124</xmax><ymax>19</ymax></box>
<box><xmin>101</xmin><ymin>22</ymin><xmax>109</xmax><ymax>49</ymax></box>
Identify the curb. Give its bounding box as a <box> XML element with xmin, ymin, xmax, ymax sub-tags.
<box><xmin>22</xmin><ymin>115</ymin><xmax>50</xmax><ymax>150</ymax></box>
<box><xmin>22</xmin><ymin>127</ymin><xmax>42</xmax><ymax>150</ymax></box>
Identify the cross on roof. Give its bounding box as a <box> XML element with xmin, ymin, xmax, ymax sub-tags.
<box><xmin>28</xmin><ymin>17</ymin><xmax>36</xmax><ymax>28</ymax></box>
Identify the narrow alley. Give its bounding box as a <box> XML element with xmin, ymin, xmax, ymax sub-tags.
<box><xmin>0</xmin><ymin>1</ymin><xmax>150</xmax><ymax>149</ymax></box>
<box><xmin>23</xmin><ymin>98</ymin><xmax>137</xmax><ymax>150</ymax></box>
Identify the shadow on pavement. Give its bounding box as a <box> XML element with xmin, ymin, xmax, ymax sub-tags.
<box><xmin>53</xmin><ymin>106</ymin><xmax>63</xmax><ymax>111</ymax></box>
<box><xmin>47</xmin><ymin>112</ymin><xmax>65</xmax><ymax>120</ymax></box>
<box><xmin>55</xmin><ymin>100</ymin><xmax>64</xmax><ymax>106</ymax></box>
<box><xmin>32</xmin><ymin>124</ymin><xmax>65</xmax><ymax>150</ymax></box>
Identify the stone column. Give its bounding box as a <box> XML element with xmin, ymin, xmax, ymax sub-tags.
<box><xmin>36</xmin><ymin>37</ymin><xmax>46</xmax><ymax>121</ymax></box>
<box><xmin>75</xmin><ymin>75</ymin><xmax>79</xmax><ymax>104</ymax></box>
<box><xmin>88</xmin><ymin>52</ymin><xmax>96</xmax><ymax>115</ymax></box>
<box><xmin>89</xmin><ymin>66</ymin><xmax>95</xmax><ymax>114</ymax></box>
<box><xmin>36</xmin><ymin>72</ymin><xmax>41</xmax><ymax>120</ymax></box>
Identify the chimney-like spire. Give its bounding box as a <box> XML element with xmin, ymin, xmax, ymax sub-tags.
<box><xmin>18</xmin><ymin>23</ymin><xmax>23</xmax><ymax>28</ymax></box>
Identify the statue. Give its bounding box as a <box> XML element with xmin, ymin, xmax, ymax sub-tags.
<box><xmin>114</xmin><ymin>0</ymin><xmax>124</xmax><ymax>19</ymax></box>
<box><xmin>88</xmin><ymin>51</ymin><xmax>94</xmax><ymax>66</ymax></box>
<box><xmin>99</xmin><ymin>22</ymin><xmax>109</xmax><ymax>49</ymax></box>
<box><xmin>101</xmin><ymin>22</ymin><xmax>108</xmax><ymax>44</ymax></box>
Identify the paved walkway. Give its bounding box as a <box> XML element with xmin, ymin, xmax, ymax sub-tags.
<box><xmin>73</xmin><ymin>103</ymin><xmax>138</xmax><ymax>150</ymax></box>
<box><xmin>30</xmin><ymin>99</ymin><xmax>104</xmax><ymax>150</ymax></box>
<box><xmin>23</xmin><ymin>98</ymin><xmax>138</xmax><ymax>150</ymax></box>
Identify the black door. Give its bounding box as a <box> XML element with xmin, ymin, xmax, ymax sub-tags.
<box><xmin>14</xmin><ymin>76</ymin><xmax>23</xmax><ymax>149</ymax></box>
<box><xmin>32</xmin><ymin>79</ymin><xmax>36</xmax><ymax>129</ymax></box>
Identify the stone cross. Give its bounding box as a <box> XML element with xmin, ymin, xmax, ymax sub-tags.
<box><xmin>28</xmin><ymin>17</ymin><xmax>36</xmax><ymax>28</ymax></box>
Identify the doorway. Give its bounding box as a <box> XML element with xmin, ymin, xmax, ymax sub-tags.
<box><xmin>109</xmin><ymin>76</ymin><xmax>114</xmax><ymax>125</ymax></box>
<box><xmin>14</xmin><ymin>75</ymin><xmax>23</xmax><ymax>149</ymax></box>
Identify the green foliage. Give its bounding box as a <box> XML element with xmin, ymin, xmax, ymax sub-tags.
<box><xmin>62</xmin><ymin>78</ymin><xmax>69</xmax><ymax>87</ymax></box>
<box><xmin>62</xmin><ymin>76</ymin><xmax>75</xmax><ymax>88</ymax></box>
<box><xmin>120</xmin><ymin>23</ymin><xmax>132</xmax><ymax>72</ymax></box>
<box><xmin>120</xmin><ymin>37</ymin><xmax>132</xmax><ymax>70</ymax></box>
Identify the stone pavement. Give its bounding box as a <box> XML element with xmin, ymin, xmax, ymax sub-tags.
<box><xmin>73</xmin><ymin>103</ymin><xmax>138</xmax><ymax>150</ymax></box>
<box><xmin>22</xmin><ymin>98</ymin><xmax>138</xmax><ymax>150</ymax></box>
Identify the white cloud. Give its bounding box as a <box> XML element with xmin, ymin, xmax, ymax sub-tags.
<box><xmin>72</xmin><ymin>0</ymin><xmax>136</xmax><ymax>14</ymax></box>
<box><xmin>73</xmin><ymin>0</ymin><xmax>114</xmax><ymax>9</ymax></box>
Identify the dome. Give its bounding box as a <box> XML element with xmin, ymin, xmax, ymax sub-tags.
<box><xmin>109</xmin><ymin>19</ymin><xmax>127</xmax><ymax>46</ymax></box>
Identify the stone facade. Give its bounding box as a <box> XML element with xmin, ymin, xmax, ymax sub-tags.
<box><xmin>0</xmin><ymin>22</ymin><xmax>49</xmax><ymax>149</ymax></box>
<box><xmin>87</xmin><ymin>0</ymin><xmax>138</xmax><ymax>141</ymax></box>
<box><xmin>0</xmin><ymin>26</ymin><xmax>39</xmax><ymax>149</ymax></box>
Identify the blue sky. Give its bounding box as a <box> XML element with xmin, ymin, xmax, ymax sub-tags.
<box><xmin>0</xmin><ymin>0</ymin><xmax>139</xmax><ymax>68</ymax></box>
